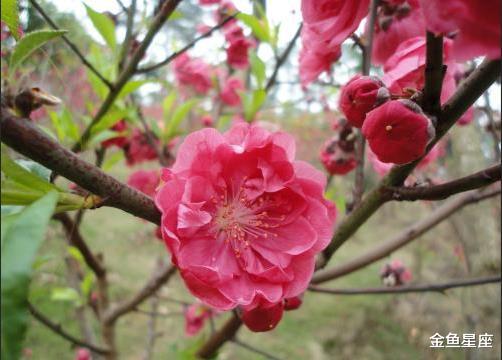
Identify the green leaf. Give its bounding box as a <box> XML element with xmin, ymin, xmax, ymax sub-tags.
<box><xmin>164</xmin><ymin>99</ymin><xmax>197</xmax><ymax>141</ymax></box>
<box><xmin>117</xmin><ymin>80</ymin><xmax>156</xmax><ymax>100</ymax></box>
<box><xmin>250</xmin><ymin>51</ymin><xmax>266</xmax><ymax>89</ymax></box>
<box><xmin>1</xmin><ymin>191</ymin><xmax>58</xmax><ymax>359</ymax></box>
<box><xmin>51</xmin><ymin>287</ymin><xmax>81</xmax><ymax>304</ymax></box>
<box><xmin>90</xmin><ymin>108</ymin><xmax>129</xmax><ymax>136</ymax></box>
<box><xmin>67</xmin><ymin>246</ymin><xmax>85</xmax><ymax>267</ymax></box>
<box><xmin>85</xmin><ymin>5</ymin><xmax>116</xmax><ymax>51</ymax></box>
<box><xmin>162</xmin><ymin>92</ymin><xmax>177</xmax><ymax>118</ymax></box>
<box><xmin>16</xmin><ymin>160</ymin><xmax>51</xmax><ymax>182</ymax></box>
<box><xmin>236</xmin><ymin>13</ymin><xmax>270</xmax><ymax>43</ymax></box>
<box><xmin>48</xmin><ymin>108</ymin><xmax>80</xmax><ymax>142</ymax></box>
<box><xmin>102</xmin><ymin>151</ymin><xmax>124</xmax><ymax>171</ymax></box>
<box><xmin>242</xmin><ymin>89</ymin><xmax>266</xmax><ymax>122</ymax></box>
<box><xmin>1</xmin><ymin>150</ymin><xmax>57</xmax><ymax>193</ymax></box>
<box><xmin>9</xmin><ymin>30</ymin><xmax>67</xmax><ymax>71</ymax></box>
<box><xmin>1</xmin><ymin>0</ymin><xmax>20</xmax><ymax>40</ymax></box>
<box><xmin>80</xmin><ymin>273</ymin><xmax>95</xmax><ymax>298</ymax></box>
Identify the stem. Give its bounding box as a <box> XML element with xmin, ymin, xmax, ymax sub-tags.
<box><xmin>196</xmin><ymin>313</ymin><xmax>243</xmax><ymax>359</ymax></box>
<box><xmin>423</xmin><ymin>32</ymin><xmax>444</xmax><ymax>115</ymax></box>
<box><xmin>309</xmin><ymin>275</ymin><xmax>501</xmax><ymax>295</ymax></box>
<box><xmin>383</xmin><ymin>164</ymin><xmax>501</xmax><ymax>201</ymax></box>
<box><xmin>28</xmin><ymin>303</ymin><xmax>110</xmax><ymax>355</ymax></box>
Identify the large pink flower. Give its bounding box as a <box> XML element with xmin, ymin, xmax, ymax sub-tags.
<box><xmin>173</xmin><ymin>53</ymin><xmax>213</xmax><ymax>95</ymax></box>
<box><xmin>419</xmin><ymin>0</ymin><xmax>501</xmax><ymax>61</ymax></box>
<box><xmin>155</xmin><ymin>123</ymin><xmax>336</xmax><ymax>317</ymax></box>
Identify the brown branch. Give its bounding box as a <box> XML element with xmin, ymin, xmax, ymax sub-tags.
<box><xmin>0</xmin><ymin>108</ymin><xmax>161</xmax><ymax>225</ymax></box>
<box><xmin>423</xmin><ymin>32</ymin><xmax>444</xmax><ymax>115</ymax></box>
<box><xmin>312</xmin><ymin>186</ymin><xmax>501</xmax><ymax>283</ymax></box>
<box><xmin>103</xmin><ymin>260</ymin><xmax>176</xmax><ymax>325</ymax></box>
<box><xmin>318</xmin><ymin>59</ymin><xmax>501</xmax><ymax>269</ymax></box>
<box><xmin>231</xmin><ymin>338</ymin><xmax>284</xmax><ymax>360</ymax></box>
<box><xmin>136</xmin><ymin>14</ymin><xmax>237</xmax><ymax>74</ymax></box>
<box><xmin>28</xmin><ymin>0</ymin><xmax>114</xmax><ymax>90</ymax></box>
<box><xmin>482</xmin><ymin>92</ymin><xmax>501</xmax><ymax>161</ymax></box>
<box><xmin>383</xmin><ymin>164</ymin><xmax>501</xmax><ymax>201</ymax></box>
<box><xmin>264</xmin><ymin>23</ymin><xmax>302</xmax><ymax>92</ymax></box>
<box><xmin>196</xmin><ymin>312</ymin><xmax>243</xmax><ymax>359</ymax></box>
<box><xmin>142</xmin><ymin>295</ymin><xmax>161</xmax><ymax>360</ymax></box>
<box><xmin>72</xmin><ymin>0</ymin><xmax>183</xmax><ymax>152</ymax></box>
<box><xmin>53</xmin><ymin>212</ymin><xmax>106</xmax><ymax>277</ymax></box>
<box><xmin>309</xmin><ymin>275</ymin><xmax>501</xmax><ymax>295</ymax></box>
<box><xmin>118</xmin><ymin>0</ymin><xmax>137</xmax><ymax>71</ymax></box>
<box><xmin>351</xmin><ymin>0</ymin><xmax>379</xmax><ymax>210</ymax></box>
<box><xmin>28</xmin><ymin>303</ymin><xmax>110</xmax><ymax>355</ymax></box>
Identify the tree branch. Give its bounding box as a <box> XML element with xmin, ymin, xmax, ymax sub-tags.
<box><xmin>318</xmin><ymin>59</ymin><xmax>501</xmax><ymax>268</ymax></box>
<box><xmin>136</xmin><ymin>14</ymin><xmax>237</xmax><ymax>74</ymax></box>
<box><xmin>72</xmin><ymin>0</ymin><xmax>184</xmax><ymax>152</ymax></box>
<box><xmin>53</xmin><ymin>212</ymin><xmax>106</xmax><ymax>277</ymax></box>
<box><xmin>0</xmin><ymin>108</ymin><xmax>161</xmax><ymax>225</ymax></box>
<box><xmin>118</xmin><ymin>0</ymin><xmax>137</xmax><ymax>71</ymax></box>
<box><xmin>28</xmin><ymin>0</ymin><xmax>114</xmax><ymax>90</ymax></box>
<box><xmin>351</xmin><ymin>0</ymin><xmax>379</xmax><ymax>210</ymax></box>
<box><xmin>28</xmin><ymin>303</ymin><xmax>110</xmax><ymax>355</ymax></box>
<box><xmin>231</xmin><ymin>338</ymin><xmax>284</xmax><ymax>360</ymax></box>
<box><xmin>196</xmin><ymin>312</ymin><xmax>243</xmax><ymax>359</ymax></box>
<box><xmin>309</xmin><ymin>275</ymin><xmax>501</xmax><ymax>295</ymax></box>
<box><xmin>312</xmin><ymin>186</ymin><xmax>501</xmax><ymax>283</ymax></box>
<box><xmin>383</xmin><ymin>164</ymin><xmax>501</xmax><ymax>201</ymax></box>
<box><xmin>103</xmin><ymin>260</ymin><xmax>176</xmax><ymax>325</ymax></box>
<box><xmin>264</xmin><ymin>23</ymin><xmax>302</xmax><ymax>92</ymax></box>
<box><xmin>423</xmin><ymin>32</ymin><xmax>444</xmax><ymax>115</ymax></box>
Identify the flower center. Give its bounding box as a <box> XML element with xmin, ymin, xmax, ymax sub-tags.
<box><xmin>211</xmin><ymin>185</ymin><xmax>285</xmax><ymax>257</ymax></box>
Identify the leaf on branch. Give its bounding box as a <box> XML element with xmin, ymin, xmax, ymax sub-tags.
<box><xmin>9</xmin><ymin>29</ymin><xmax>67</xmax><ymax>71</ymax></box>
<box><xmin>250</xmin><ymin>51</ymin><xmax>266</xmax><ymax>89</ymax></box>
<box><xmin>85</xmin><ymin>5</ymin><xmax>117</xmax><ymax>51</ymax></box>
<box><xmin>164</xmin><ymin>99</ymin><xmax>198</xmax><ymax>141</ymax></box>
<box><xmin>242</xmin><ymin>89</ymin><xmax>266</xmax><ymax>122</ymax></box>
<box><xmin>236</xmin><ymin>13</ymin><xmax>270</xmax><ymax>43</ymax></box>
<box><xmin>1</xmin><ymin>0</ymin><xmax>20</xmax><ymax>40</ymax></box>
<box><xmin>1</xmin><ymin>191</ymin><xmax>58</xmax><ymax>359</ymax></box>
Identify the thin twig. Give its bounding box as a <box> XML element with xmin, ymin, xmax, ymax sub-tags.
<box><xmin>351</xmin><ymin>0</ymin><xmax>379</xmax><ymax>210</ymax></box>
<box><xmin>136</xmin><ymin>14</ymin><xmax>237</xmax><ymax>74</ymax></box>
<box><xmin>28</xmin><ymin>303</ymin><xmax>110</xmax><ymax>355</ymax></box>
<box><xmin>28</xmin><ymin>0</ymin><xmax>114</xmax><ymax>89</ymax></box>
<box><xmin>232</xmin><ymin>338</ymin><xmax>284</xmax><ymax>360</ymax></box>
<box><xmin>309</xmin><ymin>275</ymin><xmax>501</xmax><ymax>295</ymax></box>
<box><xmin>72</xmin><ymin>0</ymin><xmax>184</xmax><ymax>152</ymax></box>
<box><xmin>483</xmin><ymin>92</ymin><xmax>501</xmax><ymax>161</ymax></box>
<box><xmin>118</xmin><ymin>0</ymin><xmax>138</xmax><ymax>71</ymax></box>
<box><xmin>313</xmin><ymin>186</ymin><xmax>501</xmax><ymax>283</ymax></box>
<box><xmin>142</xmin><ymin>295</ymin><xmax>160</xmax><ymax>360</ymax></box>
<box><xmin>383</xmin><ymin>164</ymin><xmax>501</xmax><ymax>201</ymax></box>
<box><xmin>103</xmin><ymin>261</ymin><xmax>176</xmax><ymax>325</ymax></box>
<box><xmin>196</xmin><ymin>312</ymin><xmax>243</xmax><ymax>359</ymax></box>
<box><xmin>264</xmin><ymin>23</ymin><xmax>302</xmax><ymax>92</ymax></box>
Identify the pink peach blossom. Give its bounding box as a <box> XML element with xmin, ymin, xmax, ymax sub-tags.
<box><xmin>419</xmin><ymin>0</ymin><xmax>501</xmax><ymax>60</ymax></box>
<box><xmin>226</xmin><ymin>37</ymin><xmax>254</xmax><ymax>70</ymax></box>
<box><xmin>155</xmin><ymin>123</ymin><xmax>336</xmax><ymax>321</ymax></box>
<box><xmin>220</xmin><ymin>76</ymin><xmax>244</xmax><ymax>107</ymax></box>
<box><xmin>184</xmin><ymin>303</ymin><xmax>214</xmax><ymax>336</ymax></box>
<box><xmin>127</xmin><ymin>170</ymin><xmax>160</xmax><ymax>198</ymax></box>
<box><xmin>173</xmin><ymin>53</ymin><xmax>213</xmax><ymax>95</ymax></box>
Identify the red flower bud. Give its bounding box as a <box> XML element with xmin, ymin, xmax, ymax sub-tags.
<box><xmin>320</xmin><ymin>125</ymin><xmax>358</xmax><ymax>175</ymax></box>
<box><xmin>283</xmin><ymin>296</ymin><xmax>303</xmax><ymax>311</ymax></box>
<box><xmin>339</xmin><ymin>75</ymin><xmax>390</xmax><ymax>128</ymax></box>
<box><xmin>362</xmin><ymin>99</ymin><xmax>435</xmax><ymax>165</ymax></box>
<box><xmin>241</xmin><ymin>303</ymin><xmax>284</xmax><ymax>332</ymax></box>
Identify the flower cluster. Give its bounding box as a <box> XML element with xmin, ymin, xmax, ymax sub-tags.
<box><xmin>155</xmin><ymin>123</ymin><xmax>336</xmax><ymax>332</ymax></box>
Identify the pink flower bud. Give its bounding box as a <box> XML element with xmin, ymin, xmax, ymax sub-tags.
<box><xmin>362</xmin><ymin>99</ymin><xmax>435</xmax><ymax>165</ymax></box>
<box><xmin>283</xmin><ymin>296</ymin><xmax>303</xmax><ymax>311</ymax></box>
<box><xmin>75</xmin><ymin>348</ymin><xmax>91</xmax><ymax>360</ymax></box>
<box><xmin>339</xmin><ymin>75</ymin><xmax>390</xmax><ymax>128</ymax></box>
<box><xmin>320</xmin><ymin>125</ymin><xmax>358</xmax><ymax>175</ymax></box>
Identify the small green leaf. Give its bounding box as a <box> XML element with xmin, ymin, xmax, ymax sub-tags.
<box><xmin>164</xmin><ymin>99</ymin><xmax>197</xmax><ymax>141</ymax></box>
<box><xmin>80</xmin><ymin>273</ymin><xmax>95</xmax><ymax>298</ymax></box>
<box><xmin>1</xmin><ymin>191</ymin><xmax>58</xmax><ymax>359</ymax></box>
<box><xmin>48</xmin><ymin>108</ymin><xmax>79</xmax><ymax>142</ymax></box>
<box><xmin>250</xmin><ymin>51</ymin><xmax>266</xmax><ymax>89</ymax></box>
<box><xmin>102</xmin><ymin>151</ymin><xmax>125</xmax><ymax>171</ymax></box>
<box><xmin>162</xmin><ymin>92</ymin><xmax>177</xmax><ymax>118</ymax></box>
<box><xmin>9</xmin><ymin>30</ymin><xmax>67</xmax><ymax>71</ymax></box>
<box><xmin>16</xmin><ymin>160</ymin><xmax>51</xmax><ymax>182</ymax></box>
<box><xmin>1</xmin><ymin>0</ymin><xmax>20</xmax><ymax>40</ymax></box>
<box><xmin>51</xmin><ymin>287</ymin><xmax>81</xmax><ymax>304</ymax></box>
<box><xmin>236</xmin><ymin>13</ymin><xmax>270</xmax><ymax>43</ymax></box>
<box><xmin>117</xmin><ymin>80</ymin><xmax>156</xmax><ymax>100</ymax></box>
<box><xmin>85</xmin><ymin>5</ymin><xmax>116</xmax><ymax>51</ymax></box>
<box><xmin>90</xmin><ymin>108</ymin><xmax>129</xmax><ymax>136</ymax></box>
<box><xmin>67</xmin><ymin>246</ymin><xmax>85</xmax><ymax>267</ymax></box>
<box><xmin>242</xmin><ymin>89</ymin><xmax>266</xmax><ymax>122</ymax></box>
